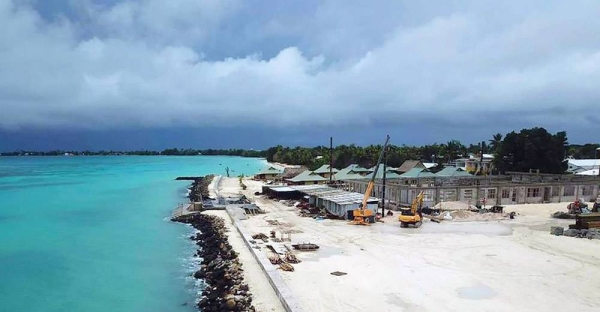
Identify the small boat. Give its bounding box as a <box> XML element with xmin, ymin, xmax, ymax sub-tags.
<box><xmin>292</xmin><ymin>243</ymin><xmax>320</xmax><ymax>251</ymax></box>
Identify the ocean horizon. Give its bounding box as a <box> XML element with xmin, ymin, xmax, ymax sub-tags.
<box><xmin>0</xmin><ymin>155</ymin><xmax>264</xmax><ymax>312</ymax></box>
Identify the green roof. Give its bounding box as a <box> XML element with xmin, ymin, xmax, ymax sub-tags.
<box><xmin>435</xmin><ymin>167</ymin><xmax>472</xmax><ymax>177</ymax></box>
<box><xmin>313</xmin><ymin>165</ymin><xmax>339</xmax><ymax>174</ymax></box>
<box><xmin>334</xmin><ymin>171</ymin><xmax>364</xmax><ymax>180</ymax></box>
<box><xmin>332</xmin><ymin>165</ymin><xmax>367</xmax><ymax>180</ymax></box>
<box><xmin>350</xmin><ymin>165</ymin><xmax>372</xmax><ymax>173</ymax></box>
<box><xmin>399</xmin><ymin>168</ymin><xmax>436</xmax><ymax>178</ymax></box>
<box><xmin>256</xmin><ymin>166</ymin><xmax>283</xmax><ymax>175</ymax></box>
<box><xmin>287</xmin><ymin>170</ymin><xmax>327</xmax><ymax>182</ymax></box>
<box><xmin>364</xmin><ymin>169</ymin><xmax>403</xmax><ymax>180</ymax></box>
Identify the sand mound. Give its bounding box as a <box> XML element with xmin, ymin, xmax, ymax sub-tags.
<box><xmin>433</xmin><ymin>201</ymin><xmax>476</xmax><ymax>210</ymax></box>
<box><xmin>449</xmin><ymin>210</ymin><xmax>510</xmax><ymax>221</ymax></box>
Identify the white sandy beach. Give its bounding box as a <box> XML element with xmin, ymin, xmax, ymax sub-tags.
<box><xmin>212</xmin><ymin>177</ymin><xmax>600</xmax><ymax>312</ymax></box>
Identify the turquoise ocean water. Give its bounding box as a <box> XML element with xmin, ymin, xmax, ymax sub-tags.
<box><xmin>0</xmin><ymin>156</ymin><xmax>264</xmax><ymax>312</ymax></box>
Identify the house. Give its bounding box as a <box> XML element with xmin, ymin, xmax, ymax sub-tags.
<box><xmin>281</xmin><ymin>166</ymin><xmax>308</xmax><ymax>180</ymax></box>
<box><xmin>312</xmin><ymin>164</ymin><xmax>339</xmax><ymax>179</ymax></box>
<box><xmin>286</xmin><ymin>170</ymin><xmax>328</xmax><ymax>185</ymax></box>
<box><xmin>348</xmin><ymin>165</ymin><xmax>373</xmax><ymax>176</ymax></box>
<box><xmin>454</xmin><ymin>154</ymin><xmax>494</xmax><ymax>174</ymax></box>
<box><xmin>397</xmin><ymin>160</ymin><xmax>426</xmax><ymax>173</ymax></box>
<box><xmin>255</xmin><ymin>166</ymin><xmax>283</xmax><ymax>181</ymax></box>
<box><xmin>363</xmin><ymin>168</ymin><xmax>403</xmax><ymax>180</ymax></box>
<box><xmin>435</xmin><ymin>167</ymin><xmax>473</xmax><ymax>177</ymax></box>
<box><xmin>399</xmin><ymin>168</ymin><xmax>436</xmax><ymax>178</ymax></box>
<box><xmin>333</xmin><ymin>164</ymin><xmax>368</xmax><ymax>181</ymax></box>
<box><xmin>576</xmin><ymin>169</ymin><xmax>599</xmax><ymax>176</ymax></box>
<box><xmin>566</xmin><ymin>159</ymin><xmax>600</xmax><ymax>173</ymax></box>
<box><xmin>422</xmin><ymin>162</ymin><xmax>438</xmax><ymax>169</ymax></box>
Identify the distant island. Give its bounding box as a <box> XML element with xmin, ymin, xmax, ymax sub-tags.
<box><xmin>0</xmin><ymin>148</ymin><xmax>266</xmax><ymax>158</ymax></box>
<box><xmin>2</xmin><ymin>127</ymin><xmax>599</xmax><ymax>175</ymax></box>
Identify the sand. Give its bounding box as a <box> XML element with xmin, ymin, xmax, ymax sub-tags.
<box><xmin>229</xmin><ymin>178</ymin><xmax>600</xmax><ymax>312</ymax></box>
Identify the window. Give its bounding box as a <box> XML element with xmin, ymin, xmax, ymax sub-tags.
<box><xmin>527</xmin><ymin>188</ymin><xmax>540</xmax><ymax>198</ymax></box>
<box><xmin>463</xmin><ymin>189</ymin><xmax>473</xmax><ymax>200</ymax></box>
<box><xmin>487</xmin><ymin>189</ymin><xmax>496</xmax><ymax>199</ymax></box>
<box><xmin>551</xmin><ymin>187</ymin><xmax>559</xmax><ymax>197</ymax></box>
<box><xmin>424</xmin><ymin>190</ymin><xmax>434</xmax><ymax>202</ymax></box>
<box><xmin>582</xmin><ymin>186</ymin><xmax>594</xmax><ymax>196</ymax></box>
<box><xmin>501</xmin><ymin>189</ymin><xmax>510</xmax><ymax>198</ymax></box>
<box><xmin>563</xmin><ymin>186</ymin><xmax>575</xmax><ymax>196</ymax></box>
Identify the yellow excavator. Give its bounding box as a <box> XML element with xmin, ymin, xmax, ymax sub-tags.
<box><xmin>349</xmin><ymin>135</ymin><xmax>390</xmax><ymax>226</ymax></box>
<box><xmin>399</xmin><ymin>191</ymin><xmax>424</xmax><ymax>228</ymax></box>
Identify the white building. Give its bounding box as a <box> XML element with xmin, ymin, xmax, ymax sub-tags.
<box><xmin>566</xmin><ymin>159</ymin><xmax>600</xmax><ymax>173</ymax></box>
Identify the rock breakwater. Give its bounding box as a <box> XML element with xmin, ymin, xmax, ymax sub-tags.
<box><xmin>172</xmin><ymin>213</ymin><xmax>255</xmax><ymax>312</ymax></box>
<box><xmin>178</xmin><ymin>175</ymin><xmax>214</xmax><ymax>202</ymax></box>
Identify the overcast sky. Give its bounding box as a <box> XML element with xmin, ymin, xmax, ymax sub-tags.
<box><xmin>1</xmin><ymin>0</ymin><xmax>599</xmax><ymax>150</ymax></box>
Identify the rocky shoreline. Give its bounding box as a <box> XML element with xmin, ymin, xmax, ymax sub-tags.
<box><xmin>172</xmin><ymin>213</ymin><xmax>255</xmax><ymax>312</ymax></box>
<box><xmin>180</xmin><ymin>175</ymin><xmax>214</xmax><ymax>202</ymax></box>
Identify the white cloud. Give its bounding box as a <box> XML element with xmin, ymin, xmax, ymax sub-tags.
<box><xmin>1</xmin><ymin>0</ymin><xmax>600</xmax><ymax>135</ymax></box>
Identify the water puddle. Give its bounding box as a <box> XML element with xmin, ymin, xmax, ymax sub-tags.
<box><xmin>457</xmin><ymin>284</ymin><xmax>498</xmax><ymax>300</ymax></box>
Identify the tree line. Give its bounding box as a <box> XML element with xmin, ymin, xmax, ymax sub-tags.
<box><xmin>2</xmin><ymin>127</ymin><xmax>598</xmax><ymax>174</ymax></box>
<box><xmin>0</xmin><ymin>148</ymin><xmax>266</xmax><ymax>157</ymax></box>
<box><xmin>266</xmin><ymin>127</ymin><xmax>599</xmax><ymax>174</ymax></box>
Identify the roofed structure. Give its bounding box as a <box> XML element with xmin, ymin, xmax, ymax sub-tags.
<box><xmin>281</xmin><ymin>166</ymin><xmax>308</xmax><ymax>179</ymax></box>
<box><xmin>286</xmin><ymin>170</ymin><xmax>327</xmax><ymax>184</ymax></box>
<box><xmin>422</xmin><ymin>162</ymin><xmax>438</xmax><ymax>169</ymax></box>
<box><xmin>397</xmin><ymin>160</ymin><xmax>426</xmax><ymax>173</ymax></box>
<box><xmin>313</xmin><ymin>165</ymin><xmax>340</xmax><ymax>174</ymax></box>
<box><xmin>399</xmin><ymin>167</ymin><xmax>436</xmax><ymax>178</ymax></box>
<box><xmin>567</xmin><ymin>159</ymin><xmax>600</xmax><ymax>173</ymax></box>
<box><xmin>255</xmin><ymin>165</ymin><xmax>283</xmax><ymax>181</ymax></box>
<box><xmin>256</xmin><ymin>166</ymin><xmax>283</xmax><ymax>175</ymax></box>
<box><xmin>364</xmin><ymin>168</ymin><xmax>403</xmax><ymax>180</ymax></box>
<box><xmin>435</xmin><ymin>167</ymin><xmax>473</xmax><ymax>177</ymax></box>
<box><xmin>333</xmin><ymin>164</ymin><xmax>371</xmax><ymax>180</ymax></box>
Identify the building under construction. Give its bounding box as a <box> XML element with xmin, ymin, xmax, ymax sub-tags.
<box><xmin>338</xmin><ymin>172</ymin><xmax>600</xmax><ymax>208</ymax></box>
<box><xmin>262</xmin><ymin>184</ymin><xmax>380</xmax><ymax>218</ymax></box>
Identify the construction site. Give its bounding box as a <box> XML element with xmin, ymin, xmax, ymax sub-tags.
<box><xmin>212</xmin><ymin>175</ymin><xmax>600</xmax><ymax>312</ymax></box>
<box><xmin>203</xmin><ymin>138</ymin><xmax>600</xmax><ymax>312</ymax></box>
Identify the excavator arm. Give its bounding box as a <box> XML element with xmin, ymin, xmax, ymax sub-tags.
<box><xmin>412</xmin><ymin>191</ymin><xmax>424</xmax><ymax>215</ymax></box>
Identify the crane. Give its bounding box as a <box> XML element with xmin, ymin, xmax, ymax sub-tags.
<box><xmin>399</xmin><ymin>191</ymin><xmax>424</xmax><ymax>228</ymax></box>
<box><xmin>349</xmin><ymin>135</ymin><xmax>390</xmax><ymax>226</ymax></box>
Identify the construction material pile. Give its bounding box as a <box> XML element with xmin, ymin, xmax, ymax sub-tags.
<box><xmin>449</xmin><ymin>210</ymin><xmax>513</xmax><ymax>221</ymax></box>
<box><xmin>551</xmin><ymin>211</ymin><xmax>577</xmax><ymax>219</ymax></box>
<box><xmin>251</xmin><ymin>233</ymin><xmax>269</xmax><ymax>242</ymax></box>
<box><xmin>551</xmin><ymin>226</ymin><xmax>600</xmax><ymax>239</ymax></box>
<box><xmin>284</xmin><ymin>251</ymin><xmax>301</xmax><ymax>264</ymax></box>
<box><xmin>433</xmin><ymin>201</ymin><xmax>477</xmax><ymax>211</ymax></box>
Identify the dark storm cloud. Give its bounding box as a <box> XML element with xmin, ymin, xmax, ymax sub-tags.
<box><xmin>1</xmin><ymin>0</ymin><xmax>599</xmax><ymax>146</ymax></box>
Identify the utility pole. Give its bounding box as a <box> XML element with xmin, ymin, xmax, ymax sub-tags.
<box><xmin>381</xmin><ymin>144</ymin><xmax>388</xmax><ymax>216</ymax></box>
<box><xmin>596</xmin><ymin>147</ymin><xmax>600</xmax><ymax>177</ymax></box>
<box><xmin>329</xmin><ymin>137</ymin><xmax>333</xmax><ymax>184</ymax></box>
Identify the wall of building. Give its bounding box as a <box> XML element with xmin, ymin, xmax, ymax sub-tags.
<box><xmin>339</xmin><ymin>178</ymin><xmax>600</xmax><ymax>207</ymax></box>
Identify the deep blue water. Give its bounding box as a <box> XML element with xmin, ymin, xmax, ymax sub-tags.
<box><xmin>0</xmin><ymin>156</ymin><xmax>264</xmax><ymax>312</ymax></box>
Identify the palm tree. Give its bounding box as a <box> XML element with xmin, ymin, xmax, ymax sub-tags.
<box><xmin>489</xmin><ymin>133</ymin><xmax>503</xmax><ymax>154</ymax></box>
<box><xmin>443</xmin><ymin>140</ymin><xmax>463</xmax><ymax>162</ymax></box>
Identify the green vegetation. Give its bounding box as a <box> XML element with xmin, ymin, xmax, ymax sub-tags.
<box><xmin>266</xmin><ymin>128</ymin><xmax>596</xmax><ymax>174</ymax></box>
<box><xmin>493</xmin><ymin>128</ymin><xmax>569</xmax><ymax>174</ymax></box>
<box><xmin>0</xmin><ymin>148</ymin><xmax>266</xmax><ymax>157</ymax></box>
<box><xmin>2</xmin><ymin>127</ymin><xmax>598</xmax><ymax>175</ymax></box>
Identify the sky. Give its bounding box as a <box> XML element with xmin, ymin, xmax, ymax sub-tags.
<box><xmin>1</xmin><ymin>0</ymin><xmax>600</xmax><ymax>151</ymax></box>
